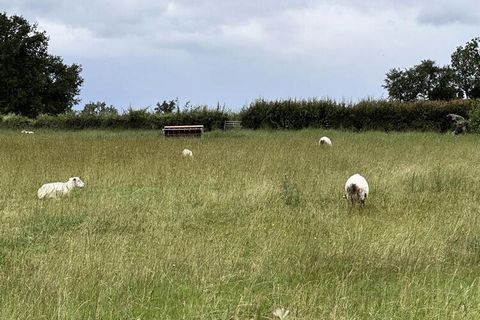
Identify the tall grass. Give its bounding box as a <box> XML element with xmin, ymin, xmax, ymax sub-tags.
<box><xmin>1</xmin><ymin>129</ymin><xmax>480</xmax><ymax>319</ymax></box>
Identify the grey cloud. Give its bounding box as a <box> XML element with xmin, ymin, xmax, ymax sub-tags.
<box><xmin>414</xmin><ymin>0</ymin><xmax>480</xmax><ymax>26</ymax></box>
<box><xmin>2</xmin><ymin>0</ymin><xmax>479</xmax><ymax>109</ymax></box>
<box><xmin>4</xmin><ymin>0</ymin><xmax>315</xmax><ymax>37</ymax></box>
<box><xmin>6</xmin><ymin>0</ymin><xmax>170</xmax><ymax>37</ymax></box>
<box><xmin>417</xmin><ymin>8</ymin><xmax>480</xmax><ymax>26</ymax></box>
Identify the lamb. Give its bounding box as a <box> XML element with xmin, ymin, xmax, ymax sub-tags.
<box><xmin>182</xmin><ymin>149</ymin><xmax>193</xmax><ymax>157</ymax></box>
<box><xmin>319</xmin><ymin>136</ymin><xmax>332</xmax><ymax>146</ymax></box>
<box><xmin>21</xmin><ymin>130</ymin><xmax>34</xmax><ymax>134</ymax></box>
<box><xmin>37</xmin><ymin>177</ymin><xmax>85</xmax><ymax>199</ymax></box>
<box><xmin>344</xmin><ymin>174</ymin><xmax>369</xmax><ymax>208</ymax></box>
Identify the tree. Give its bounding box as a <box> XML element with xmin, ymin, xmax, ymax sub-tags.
<box><xmin>428</xmin><ymin>67</ymin><xmax>462</xmax><ymax>100</ymax></box>
<box><xmin>451</xmin><ymin>37</ymin><xmax>480</xmax><ymax>99</ymax></box>
<box><xmin>383</xmin><ymin>60</ymin><xmax>461</xmax><ymax>101</ymax></box>
<box><xmin>154</xmin><ymin>99</ymin><xmax>177</xmax><ymax>114</ymax></box>
<box><xmin>383</xmin><ymin>67</ymin><xmax>419</xmax><ymax>102</ymax></box>
<box><xmin>80</xmin><ymin>101</ymin><xmax>118</xmax><ymax>116</ymax></box>
<box><xmin>0</xmin><ymin>13</ymin><xmax>83</xmax><ymax>117</ymax></box>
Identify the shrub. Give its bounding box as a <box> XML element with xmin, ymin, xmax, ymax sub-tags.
<box><xmin>34</xmin><ymin>114</ymin><xmax>66</xmax><ymax>129</ymax></box>
<box><xmin>468</xmin><ymin>101</ymin><xmax>480</xmax><ymax>133</ymax></box>
<box><xmin>1</xmin><ymin>99</ymin><xmax>478</xmax><ymax>132</ymax></box>
<box><xmin>0</xmin><ymin>108</ymin><xmax>231</xmax><ymax>130</ymax></box>
<box><xmin>240</xmin><ymin>98</ymin><xmax>477</xmax><ymax>132</ymax></box>
<box><xmin>0</xmin><ymin>113</ymin><xmax>33</xmax><ymax>128</ymax></box>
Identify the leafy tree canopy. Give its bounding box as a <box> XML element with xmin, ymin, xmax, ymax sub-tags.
<box><xmin>384</xmin><ymin>60</ymin><xmax>462</xmax><ymax>102</ymax></box>
<box><xmin>80</xmin><ymin>101</ymin><xmax>118</xmax><ymax>116</ymax></box>
<box><xmin>0</xmin><ymin>13</ymin><xmax>83</xmax><ymax>117</ymax></box>
<box><xmin>451</xmin><ymin>37</ymin><xmax>480</xmax><ymax>99</ymax></box>
<box><xmin>154</xmin><ymin>99</ymin><xmax>177</xmax><ymax>114</ymax></box>
<box><xmin>383</xmin><ymin>37</ymin><xmax>480</xmax><ymax>101</ymax></box>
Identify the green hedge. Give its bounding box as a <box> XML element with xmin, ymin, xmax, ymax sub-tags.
<box><xmin>0</xmin><ymin>113</ymin><xmax>34</xmax><ymax>128</ymax></box>
<box><xmin>240</xmin><ymin>99</ymin><xmax>480</xmax><ymax>132</ymax></box>
<box><xmin>3</xmin><ymin>100</ymin><xmax>480</xmax><ymax>132</ymax></box>
<box><xmin>468</xmin><ymin>106</ymin><xmax>480</xmax><ymax>133</ymax></box>
<box><xmin>0</xmin><ymin>109</ymin><xmax>230</xmax><ymax>130</ymax></box>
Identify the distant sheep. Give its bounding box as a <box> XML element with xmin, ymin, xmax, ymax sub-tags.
<box><xmin>319</xmin><ymin>136</ymin><xmax>332</xmax><ymax>146</ymax></box>
<box><xmin>37</xmin><ymin>177</ymin><xmax>85</xmax><ymax>199</ymax></box>
<box><xmin>344</xmin><ymin>174</ymin><xmax>369</xmax><ymax>208</ymax></box>
<box><xmin>21</xmin><ymin>130</ymin><xmax>34</xmax><ymax>134</ymax></box>
<box><xmin>182</xmin><ymin>149</ymin><xmax>193</xmax><ymax>157</ymax></box>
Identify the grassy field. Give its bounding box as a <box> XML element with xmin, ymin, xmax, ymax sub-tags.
<box><xmin>1</xmin><ymin>129</ymin><xmax>480</xmax><ymax>319</ymax></box>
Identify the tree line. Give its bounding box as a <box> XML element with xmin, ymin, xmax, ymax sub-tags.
<box><xmin>383</xmin><ymin>38</ymin><xmax>480</xmax><ymax>101</ymax></box>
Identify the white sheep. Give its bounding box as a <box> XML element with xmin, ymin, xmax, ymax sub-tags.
<box><xmin>319</xmin><ymin>136</ymin><xmax>332</xmax><ymax>146</ymax></box>
<box><xmin>344</xmin><ymin>174</ymin><xmax>369</xmax><ymax>208</ymax></box>
<box><xmin>37</xmin><ymin>177</ymin><xmax>85</xmax><ymax>199</ymax></box>
<box><xmin>21</xmin><ymin>130</ymin><xmax>34</xmax><ymax>134</ymax></box>
<box><xmin>182</xmin><ymin>149</ymin><xmax>193</xmax><ymax>157</ymax></box>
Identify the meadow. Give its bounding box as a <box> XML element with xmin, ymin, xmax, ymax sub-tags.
<box><xmin>1</xmin><ymin>129</ymin><xmax>480</xmax><ymax>319</ymax></box>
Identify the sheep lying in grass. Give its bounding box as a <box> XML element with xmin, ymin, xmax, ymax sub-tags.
<box><xmin>37</xmin><ymin>177</ymin><xmax>85</xmax><ymax>199</ymax></box>
<box><xmin>21</xmin><ymin>130</ymin><xmax>34</xmax><ymax>134</ymax></box>
<box><xmin>182</xmin><ymin>149</ymin><xmax>193</xmax><ymax>157</ymax></box>
<box><xmin>344</xmin><ymin>174</ymin><xmax>369</xmax><ymax>208</ymax></box>
<box><xmin>319</xmin><ymin>136</ymin><xmax>332</xmax><ymax>146</ymax></box>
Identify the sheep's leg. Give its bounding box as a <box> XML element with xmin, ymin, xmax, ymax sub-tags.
<box><xmin>344</xmin><ymin>196</ymin><xmax>351</xmax><ymax>210</ymax></box>
<box><xmin>345</xmin><ymin>199</ymin><xmax>352</xmax><ymax>212</ymax></box>
<box><xmin>348</xmin><ymin>198</ymin><xmax>355</xmax><ymax>212</ymax></box>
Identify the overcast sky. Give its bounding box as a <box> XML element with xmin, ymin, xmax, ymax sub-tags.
<box><xmin>3</xmin><ymin>0</ymin><xmax>479</xmax><ymax>111</ymax></box>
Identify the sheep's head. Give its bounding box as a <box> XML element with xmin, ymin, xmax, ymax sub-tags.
<box><xmin>359</xmin><ymin>191</ymin><xmax>368</xmax><ymax>207</ymax></box>
<box><xmin>359</xmin><ymin>190</ymin><xmax>367</xmax><ymax>200</ymax></box>
<box><xmin>70</xmin><ymin>177</ymin><xmax>85</xmax><ymax>188</ymax></box>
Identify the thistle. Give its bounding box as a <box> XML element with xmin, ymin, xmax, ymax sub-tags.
<box><xmin>273</xmin><ymin>307</ymin><xmax>290</xmax><ymax>320</ymax></box>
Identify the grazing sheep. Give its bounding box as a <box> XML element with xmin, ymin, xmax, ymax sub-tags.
<box><xmin>447</xmin><ymin>114</ymin><xmax>468</xmax><ymax>135</ymax></box>
<box><xmin>21</xmin><ymin>130</ymin><xmax>34</xmax><ymax>134</ymax></box>
<box><xmin>182</xmin><ymin>148</ymin><xmax>193</xmax><ymax>157</ymax></box>
<box><xmin>319</xmin><ymin>136</ymin><xmax>332</xmax><ymax>146</ymax></box>
<box><xmin>37</xmin><ymin>177</ymin><xmax>85</xmax><ymax>199</ymax></box>
<box><xmin>344</xmin><ymin>174</ymin><xmax>369</xmax><ymax>208</ymax></box>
